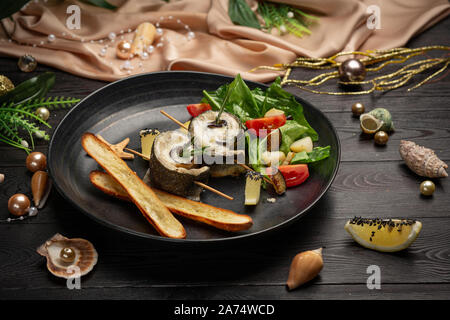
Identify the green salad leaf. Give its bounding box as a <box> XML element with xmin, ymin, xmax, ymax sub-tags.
<box><xmin>291</xmin><ymin>146</ymin><xmax>331</xmax><ymax>164</ymax></box>
<box><xmin>278</xmin><ymin>120</ymin><xmax>308</xmax><ymax>155</ymax></box>
<box><xmin>228</xmin><ymin>0</ymin><xmax>261</xmax><ymax>30</ymax></box>
<box><xmin>202</xmin><ymin>75</ymin><xmax>318</xmax><ymax>141</ymax></box>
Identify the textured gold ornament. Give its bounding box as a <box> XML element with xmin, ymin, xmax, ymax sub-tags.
<box><xmin>0</xmin><ymin>75</ymin><xmax>14</xmax><ymax>96</ymax></box>
<box><xmin>250</xmin><ymin>46</ymin><xmax>450</xmax><ymax>95</ymax></box>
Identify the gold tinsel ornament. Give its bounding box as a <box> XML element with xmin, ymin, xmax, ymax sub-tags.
<box><xmin>0</xmin><ymin>75</ymin><xmax>14</xmax><ymax>96</ymax></box>
<box><xmin>250</xmin><ymin>46</ymin><xmax>450</xmax><ymax>95</ymax></box>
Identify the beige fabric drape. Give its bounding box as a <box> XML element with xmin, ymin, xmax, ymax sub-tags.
<box><xmin>0</xmin><ymin>0</ymin><xmax>448</xmax><ymax>82</ymax></box>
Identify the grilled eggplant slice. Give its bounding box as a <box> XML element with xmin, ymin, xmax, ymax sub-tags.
<box><xmin>149</xmin><ymin>130</ymin><xmax>209</xmax><ymax>200</ymax></box>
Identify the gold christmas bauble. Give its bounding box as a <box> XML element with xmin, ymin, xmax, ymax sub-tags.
<box><xmin>0</xmin><ymin>75</ymin><xmax>14</xmax><ymax>96</ymax></box>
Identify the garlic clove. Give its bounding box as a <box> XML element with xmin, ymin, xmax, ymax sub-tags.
<box><xmin>286</xmin><ymin>248</ymin><xmax>323</xmax><ymax>291</ymax></box>
<box><xmin>31</xmin><ymin>170</ymin><xmax>48</xmax><ymax>207</ymax></box>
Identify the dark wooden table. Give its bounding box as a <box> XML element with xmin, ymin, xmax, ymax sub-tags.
<box><xmin>1</xmin><ymin>17</ymin><xmax>449</xmax><ymax>301</ymax></box>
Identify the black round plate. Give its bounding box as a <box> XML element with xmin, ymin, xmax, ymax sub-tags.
<box><xmin>48</xmin><ymin>71</ymin><xmax>340</xmax><ymax>243</ymax></box>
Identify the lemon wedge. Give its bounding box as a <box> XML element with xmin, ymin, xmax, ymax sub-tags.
<box><xmin>345</xmin><ymin>217</ymin><xmax>422</xmax><ymax>252</ymax></box>
<box><xmin>360</xmin><ymin>113</ymin><xmax>383</xmax><ymax>134</ymax></box>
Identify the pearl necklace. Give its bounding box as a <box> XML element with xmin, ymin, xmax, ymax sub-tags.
<box><xmin>2</xmin><ymin>11</ymin><xmax>196</xmax><ymax>75</ymax></box>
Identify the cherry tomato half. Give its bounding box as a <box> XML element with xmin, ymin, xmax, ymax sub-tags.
<box><xmin>245</xmin><ymin>114</ymin><xmax>286</xmax><ymax>137</ymax></box>
<box><xmin>278</xmin><ymin>164</ymin><xmax>309</xmax><ymax>188</ymax></box>
<box><xmin>187</xmin><ymin>103</ymin><xmax>212</xmax><ymax>117</ymax></box>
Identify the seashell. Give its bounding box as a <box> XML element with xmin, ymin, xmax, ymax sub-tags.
<box><xmin>131</xmin><ymin>22</ymin><xmax>156</xmax><ymax>57</ymax></box>
<box><xmin>360</xmin><ymin>113</ymin><xmax>382</xmax><ymax>134</ymax></box>
<box><xmin>286</xmin><ymin>248</ymin><xmax>323</xmax><ymax>290</ymax></box>
<box><xmin>368</xmin><ymin>108</ymin><xmax>394</xmax><ymax>132</ymax></box>
<box><xmin>36</xmin><ymin>233</ymin><xmax>98</xmax><ymax>279</ymax></box>
<box><xmin>399</xmin><ymin>140</ymin><xmax>448</xmax><ymax>178</ymax></box>
<box><xmin>31</xmin><ymin>170</ymin><xmax>48</xmax><ymax>207</ymax></box>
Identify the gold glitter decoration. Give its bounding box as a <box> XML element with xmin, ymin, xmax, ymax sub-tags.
<box><xmin>250</xmin><ymin>46</ymin><xmax>450</xmax><ymax>95</ymax></box>
<box><xmin>0</xmin><ymin>75</ymin><xmax>14</xmax><ymax>96</ymax></box>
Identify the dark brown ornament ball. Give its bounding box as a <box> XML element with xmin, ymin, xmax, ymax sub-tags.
<box><xmin>8</xmin><ymin>193</ymin><xmax>31</xmax><ymax>216</ymax></box>
<box><xmin>374</xmin><ymin>131</ymin><xmax>389</xmax><ymax>145</ymax></box>
<box><xmin>26</xmin><ymin>152</ymin><xmax>47</xmax><ymax>172</ymax></box>
<box><xmin>339</xmin><ymin>58</ymin><xmax>366</xmax><ymax>82</ymax></box>
<box><xmin>351</xmin><ymin>102</ymin><xmax>365</xmax><ymax>116</ymax></box>
<box><xmin>60</xmin><ymin>247</ymin><xmax>76</xmax><ymax>263</ymax></box>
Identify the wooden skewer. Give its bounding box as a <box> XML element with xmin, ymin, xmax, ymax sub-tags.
<box><xmin>160</xmin><ymin>110</ymin><xmax>274</xmax><ymax>185</ymax></box>
<box><xmin>160</xmin><ymin>110</ymin><xmax>188</xmax><ymax>130</ymax></box>
<box><xmin>194</xmin><ymin>181</ymin><xmax>233</xmax><ymax>201</ymax></box>
<box><xmin>122</xmin><ymin>138</ymin><xmax>234</xmax><ymax>200</ymax></box>
<box><xmin>124</xmin><ymin>148</ymin><xmax>149</xmax><ymax>161</ymax></box>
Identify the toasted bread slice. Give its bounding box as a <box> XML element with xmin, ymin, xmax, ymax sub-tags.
<box><xmin>81</xmin><ymin>133</ymin><xmax>186</xmax><ymax>239</ymax></box>
<box><xmin>90</xmin><ymin>170</ymin><xmax>253</xmax><ymax>232</ymax></box>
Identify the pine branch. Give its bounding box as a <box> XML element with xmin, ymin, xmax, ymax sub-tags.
<box><xmin>0</xmin><ymin>95</ymin><xmax>79</xmax><ymax>152</ymax></box>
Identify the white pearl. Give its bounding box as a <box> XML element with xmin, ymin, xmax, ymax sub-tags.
<box><xmin>108</xmin><ymin>32</ymin><xmax>116</xmax><ymax>40</ymax></box>
<box><xmin>287</xmin><ymin>11</ymin><xmax>294</xmax><ymax>18</ymax></box>
<box><xmin>177</xmin><ymin>19</ymin><xmax>181</xmax><ymax>24</ymax></box>
<box><xmin>127</xmin><ymin>28</ymin><xmax>132</xmax><ymax>33</ymax></box>
<box><xmin>99</xmin><ymin>39</ymin><xmax>103</xmax><ymax>43</ymax></box>
<box><xmin>146</xmin><ymin>45</ymin><xmax>154</xmax><ymax>53</ymax></box>
<box><xmin>39</xmin><ymin>41</ymin><xmax>44</xmax><ymax>45</ymax></box>
<box><xmin>187</xmin><ymin>31</ymin><xmax>195</xmax><ymax>40</ymax></box>
<box><xmin>156</xmin><ymin>22</ymin><xmax>160</xmax><ymax>27</ymax></box>
<box><xmin>168</xmin><ymin>16</ymin><xmax>173</xmax><ymax>19</ymax></box>
<box><xmin>99</xmin><ymin>47</ymin><xmax>107</xmax><ymax>57</ymax></box>
<box><xmin>121</xmin><ymin>60</ymin><xmax>133</xmax><ymax>70</ymax></box>
<box><xmin>156</xmin><ymin>42</ymin><xmax>163</xmax><ymax>48</ymax></box>
<box><xmin>35</xmin><ymin>130</ymin><xmax>45</xmax><ymax>139</ymax></box>
<box><xmin>140</xmin><ymin>51</ymin><xmax>149</xmax><ymax>60</ymax></box>
<box><xmin>280</xmin><ymin>25</ymin><xmax>287</xmax><ymax>34</ymax></box>
<box><xmin>156</xmin><ymin>28</ymin><xmax>163</xmax><ymax>36</ymax></box>
<box><xmin>28</xmin><ymin>207</ymin><xmax>38</xmax><ymax>216</ymax></box>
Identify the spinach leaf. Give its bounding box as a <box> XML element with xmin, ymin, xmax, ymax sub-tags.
<box><xmin>264</xmin><ymin>78</ymin><xmax>318</xmax><ymax>141</ymax></box>
<box><xmin>203</xmin><ymin>74</ymin><xmax>260</xmax><ymax>122</ymax></box>
<box><xmin>228</xmin><ymin>0</ymin><xmax>261</xmax><ymax>30</ymax></box>
<box><xmin>291</xmin><ymin>146</ymin><xmax>331</xmax><ymax>164</ymax></box>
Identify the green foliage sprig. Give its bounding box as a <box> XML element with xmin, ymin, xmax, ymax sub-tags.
<box><xmin>228</xmin><ymin>0</ymin><xmax>318</xmax><ymax>38</ymax></box>
<box><xmin>0</xmin><ymin>97</ymin><xmax>80</xmax><ymax>153</ymax></box>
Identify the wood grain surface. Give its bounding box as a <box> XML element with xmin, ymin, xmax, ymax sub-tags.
<box><xmin>0</xmin><ymin>16</ymin><xmax>449</xmax><ymax>300</ymax></box>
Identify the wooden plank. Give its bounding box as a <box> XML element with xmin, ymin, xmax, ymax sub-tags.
<box><xmin>0</xmin><ymin>217</ymin><xmax>448</xmax><ymax>290</ymax></box>
<box><xmin>1</xmin><ymin>160</ymin><xmax>448</xmax><ymax>226</ymax></box>
<box><xmin>1</xmin><ymin>283</ymin><xmax>449</xmax><ymax>300</ymax></box>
